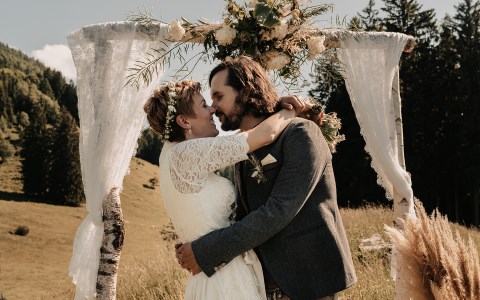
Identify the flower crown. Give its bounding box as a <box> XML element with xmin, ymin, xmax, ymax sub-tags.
<box><xmin>160</xmin><ymin>82</ymin><xmax>178</xmax><ymax>141</ymax></box>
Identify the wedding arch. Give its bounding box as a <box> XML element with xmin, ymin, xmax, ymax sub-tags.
<box><xmin>66</xmin><ymin>4</ymin><xmax>417</xmax><ymax>299</ymax></box>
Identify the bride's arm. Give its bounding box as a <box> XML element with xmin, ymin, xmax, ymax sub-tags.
<box><xmin>169</xmin><ymin>109</ymin><xmax>295</xmax><ymax>194</ymax></box>
<box><xmin>242</xmin><ymin>108</ymin><xmax>296</xmax><ymax>153</ymax></box>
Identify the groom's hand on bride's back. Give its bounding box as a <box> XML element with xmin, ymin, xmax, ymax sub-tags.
<box><xmin>175</xmin><ymin>242</ymin><xmax>202</xmax><ymax>275</ymax></box>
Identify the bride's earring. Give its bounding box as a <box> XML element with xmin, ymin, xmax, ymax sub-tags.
<box><xmin>188</xmin><ymin>128</ymin><xmax>192</xmax><ymax>135</ymax></box>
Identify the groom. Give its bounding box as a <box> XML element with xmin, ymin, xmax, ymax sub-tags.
<box><xmin>177</xmin><ymin>56</ymin><xmax>357</xmax><ymax>299</ymax></box>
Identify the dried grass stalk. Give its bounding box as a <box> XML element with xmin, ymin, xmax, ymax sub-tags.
<box><xmin>386</xmin><ymin>199</ymin><xmax>480</xmax><ymax>300</ymax></box>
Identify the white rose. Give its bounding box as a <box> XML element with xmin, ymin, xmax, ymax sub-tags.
<box><xmin>215</xmin><ymin>25</ymin><xmax>237</xmax><ymax>46</ymax></box>
<box><xmin>271</xmin><ymin>21</ymin><xmax>289</xmax><ymax>40</ymax></box>
<box><xmin>265</xmin><ymin>52</ymin><xmax>291</xmax><ymax>70</ymax></box>
<box><xmin>168</xmin><ymin>20</ymin><xmax>185</xmax><ymax>42</ymax></box>
<box><xmin>307</xmin><ymin>36</ymin><xmax>326</xmax><ymax>59</ymax></box>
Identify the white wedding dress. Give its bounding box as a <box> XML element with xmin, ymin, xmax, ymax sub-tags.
<box><xmin>159</xmin><ymin>134</ymin><xmax>266</xmax><ymax>300</ymax></box>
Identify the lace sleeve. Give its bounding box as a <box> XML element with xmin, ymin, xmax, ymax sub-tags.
<box><xmin>169</xmin><ymin>134</ymin><xmax>249</xmax><ymax>194</ymax></box>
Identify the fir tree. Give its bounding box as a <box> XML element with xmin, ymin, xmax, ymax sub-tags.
<box><xmin>381</xmin><ymin>0</ymin><xmax>437</xmax><ymax>45</ymax></box>
<box><xmin>452</xmin><ymin>0</ymin><xmax>480</xmax><ymax>224</ymax></box>
<box><xmin>21</xmin><ymin>103</ymin><xmax>52</xmax><ymax>197</ymax></box>
<box><xmin>357</xmin><ymin>0</ymin><xmax>382</xmax><ymax>31</ymax></box>
<box><xmin>49</xmin><ymin>106</ymin><xmax>84</xmax><ymax>206</ymax></box>
<box><xmin>135</xmin><ymin>128</ymin><xmax>163</xmax><ymax>165</ymax></box>
<box><xmin>58</xmin><ymin>82</ymin><xmax>79</xmax><ymax>124</ymax></box>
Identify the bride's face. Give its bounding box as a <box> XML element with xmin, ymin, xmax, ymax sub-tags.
<box><xmin>186</xmin><ymin>92</ymin><xmax>219</xmax><ymax>139</ymax></box>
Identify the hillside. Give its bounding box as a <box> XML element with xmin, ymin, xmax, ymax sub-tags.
<box><xmin>0</xmin><ymin>156</ymin><xmax>172</xmax><ymax>299</ymax></box>
<box><xmin>0</xmin><ymin>42</ymin><xmax>78</xmax><ymax>132</ymax></box>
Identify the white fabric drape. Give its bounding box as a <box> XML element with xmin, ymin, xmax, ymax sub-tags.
<box><xmin>67</xmin><ymin>21</ymin><xmax>171</xmax><ymax>300</ymax></box>
<box><xmin>336</xmin><ymin>32</ymin><xmax>416</xmax><ymax>288</ymax></box>
<box><xmin>336</xmin><ymin>31</ymin><xmax>415</xmax><ymax>213</ymax></box>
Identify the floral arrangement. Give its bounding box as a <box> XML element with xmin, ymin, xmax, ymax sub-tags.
<box><xmin>127</xmin><ymin>0</ymin><xmax>345</xmax><ymax>150</ymax></box>
<box><xmin>160</xmin><ymin>82</ymin><xmax>178</xmax><ymax>141</ymax></box>
<box><xmin>126</xmin><ymin>0</ymin><xmax>334</xmax><ymax>88</ymax></box>
<box><xmin>319</xmin><ymin>111</ymin><xmax>345</xmax><ymax>153</ymax></box>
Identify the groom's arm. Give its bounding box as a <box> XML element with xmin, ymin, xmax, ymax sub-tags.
<box><xmin>190</xmin><ymin>120</ymin><xmax>330</xmax><ymax>276</ymax></box>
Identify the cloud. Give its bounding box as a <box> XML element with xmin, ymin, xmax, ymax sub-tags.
<box><xmin>32</xmin><ymin>44</ymin><xmax>76</xmax><ymax>82</ymax></box>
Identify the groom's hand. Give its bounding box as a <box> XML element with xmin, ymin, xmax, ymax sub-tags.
<box><xmin>179</xmin><ymin>242</ymin><xmax>202</xmax><ymax>275</ymax></box>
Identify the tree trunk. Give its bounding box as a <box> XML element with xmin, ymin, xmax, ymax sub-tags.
<box><xmin>96</xmin><ymin>187</ymin><xmax>124</xmax><ymax>300</ymax></box>
<box><xmin>391</xmin><ymin>67</ymin><xmax>416</xmax><ymax>299</ymax></box>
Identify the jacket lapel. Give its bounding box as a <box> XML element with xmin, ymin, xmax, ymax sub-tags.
<box><xmin>235</xmin><ymin>162</ymin><xmax>249</xmax><ymax>213</ymax></box>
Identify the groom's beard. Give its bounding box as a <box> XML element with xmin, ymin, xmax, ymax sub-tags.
<box><xmin>217</xmin><ymin>100</ymin><xmax>245</xmax><ymax>131</ymax></box>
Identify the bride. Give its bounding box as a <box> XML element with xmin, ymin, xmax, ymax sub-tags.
<box><xmin>143</xmin><ymin>79</ymin><xmax>308</xmax><ymax>299</ymax></box>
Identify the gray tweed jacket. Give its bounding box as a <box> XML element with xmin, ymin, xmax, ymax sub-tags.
<box><xmin>192</xmin><ymin>118</ymin><xmax>357</xmax><ymax>299</ymax></box>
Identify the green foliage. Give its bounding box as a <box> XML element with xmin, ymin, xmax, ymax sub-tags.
<box><xmin>0</xmin><ymin>42</ymin><xmax>72</xmax><ymax>129</ymax></box>
<box><xmin>49</xmin><ymin>107</ymin><xmax>84</xmax><ymax>206</ymax></box>
<box><xmin>21</xmin><ymin>104</ymin><xmax>52</xmax><ymax>197</ymax></box>
<box><xmin>12</xmin><ymin>225</ymin><xmax>29</xmax><ymax>236</ymax></box>
<box><xmin>312</xmin><ymin>0</ymin><xmax>480</xmax><ymax>226</ymax></box>
<box><xmin>18</xmin><ymin>111</ymin><xmax>29</xmax><ymax>128</ymax></box>
<box><xmin>0</xmin><ymin>137</ymin><xmax>15</xmax><ymax>163</ymax></box>
<box><xmin>126</xmin><ymin>0</ymin><xmax>336</xmax><ymax>90</ymax></box>
<box><xmin>58</xmin><ymin>82</ymin><xmax>79</xmax><ymax>124</ymax></box>
<box><xmin>0</xmin><ymin>42</ymin><xmax>84</xmax><ymax>205</ymax></box>
<box><xmin>0</xmin><ymin>116</ymin><xmax>7</xmax><ymax>132</ymax></box>
<box><xmin>253</xmin><ymin>1</ymin><xmax>282</xmax><ymax>28</ymax></box>
<box><xmin>356</xmin><ymin>0</ymin><xmax>382</xmax><ymax>31</ymax></box>
<box><xmin>135</xmin><ymin>129</ymin><xmax>163</xmax><ymax>165</ymax></box>
<box><xmin>381</xmin><ymin>0</ymin><xmax>437</xmax><ymax>45</ymax></box>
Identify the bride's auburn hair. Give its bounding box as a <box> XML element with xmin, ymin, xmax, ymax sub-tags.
<box><xmin>144</xmin><ymin>80</ymin><xmax>201</xmax><ymax>142</ymax></box>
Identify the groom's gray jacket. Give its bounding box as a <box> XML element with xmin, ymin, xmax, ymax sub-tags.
<box><xmin>192</xmin><ymin>118</ymin><xmax>357</xmax><ymax>299</ymax></box>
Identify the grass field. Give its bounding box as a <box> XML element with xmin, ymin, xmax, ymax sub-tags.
<box><xmin>0</xmin><ymin>156</ymin><xmax>479</xmax><ymax>299</ymax></box>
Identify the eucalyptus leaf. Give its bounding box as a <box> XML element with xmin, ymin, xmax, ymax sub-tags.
<box><xmin>254</xmin><ymin>2</ymin><xmax>281</xmax><ymax>28</ymax></box>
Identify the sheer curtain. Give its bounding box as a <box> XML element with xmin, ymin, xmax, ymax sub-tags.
<box><xmin>67</xmin><ymin>21</ymin><xmax>171</xmax><ymax>300</ymax></box>
<box><xmin>336</xmin><ymin>32</ymin><xmax>416</xmax><ymax>287</ymax></box>
<box><xmin>336</xmin><ymin>31</ymin><xmax>415</xmax><ymax>214</ymax></box>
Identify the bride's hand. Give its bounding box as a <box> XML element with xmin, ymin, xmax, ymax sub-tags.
<box><xmin>278</xmin><ymin>95</ymin><xmax>307</xmax><ymax>116</ymax></box>
<box><xmin>279</xmin><ymin>95</ymin><xmax>324</xmax><ymax>125</ymax></box>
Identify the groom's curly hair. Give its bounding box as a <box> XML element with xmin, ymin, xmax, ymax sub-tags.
<box><xmin>144</xmin><ymin>80</ymin><xmax>200</xmax><ymax>142</ymax></box>
<box><xmin>209</xmin><ymin>56</ymin><xmax>279</xmax><ymax>118</ymax></box>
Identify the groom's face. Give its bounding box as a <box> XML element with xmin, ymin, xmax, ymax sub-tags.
<box><xmin>210</xmin><ymin>69</ymin><xmax>245</xmax><ymax>131</ymax></box>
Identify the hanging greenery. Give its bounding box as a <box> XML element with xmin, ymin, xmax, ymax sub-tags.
<box><xmin>126</xmin><ymin>0</ymin><xmax>339</xmax><ymax>89</ymax></box>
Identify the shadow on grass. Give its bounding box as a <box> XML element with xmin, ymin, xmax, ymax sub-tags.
<box><xmin>0</xmin><ymin>190</ymin><xmax>82</xmax><ymax>207</ymax></box>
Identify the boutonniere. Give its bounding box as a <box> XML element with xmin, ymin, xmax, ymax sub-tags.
<box><xmin>248</xmin><ymin>153</ymin><xmax>277</xmax><ymax>184</ymax></box>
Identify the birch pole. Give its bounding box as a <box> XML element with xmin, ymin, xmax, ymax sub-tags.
<box><xmin>96</xmin><ymin>187</ymin><xmax>125</xmax><ymax>299</ymax></box>
<box><xmin>391</xmin><ymin>67</ymin><xmax>416</xmax><ymax>298</ymax></box>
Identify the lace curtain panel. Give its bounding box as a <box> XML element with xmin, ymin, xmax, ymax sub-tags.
<box><xmin>336</xmin><ymin>32</ymin><xmax>416</xmax><ymax>292</ymax></box>
<box><xmin>336</xmin><ymin>31</ymin><xmax>415</xmax><ymax>214</ymax></box>
<box><xmin>67</xmin><ymin>21</ymin><xmax>171</xmax><ymax>300</ymax></box>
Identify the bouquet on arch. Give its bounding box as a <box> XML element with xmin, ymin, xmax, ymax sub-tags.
<box><xmin>127</xmin><ymin>0</ymin><xmax>336</xmax><ymax>87</ymax></box>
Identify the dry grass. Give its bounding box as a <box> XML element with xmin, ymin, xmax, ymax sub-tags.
<box><xmin>116</xmin><ymin>246</ymin><xmax>188</xmax><ymax>300</ymax></box>
<box><xmin>0</xmin><ymin>157</ymin><xmax>171</xmax><ymax>299</ymax></box>
<box><xmin>1</xmin><ymin>155</ymin><xmax>480</xmax><ymax>299</ymax></box>
<box><xmin>339</xmin><ymin>205</ymin><xmax>395</xmax><ymax>300</ymax></box>
<box><xmin>386</xmin><ymin>200</ymin><xmax>480</xmax><ymax>300</ymax></box>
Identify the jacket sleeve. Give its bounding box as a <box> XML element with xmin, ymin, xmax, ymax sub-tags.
<box><xmin>192</xmin><ymin>121</ymin><xmax>330</xmax><ymax>276</ymax></box>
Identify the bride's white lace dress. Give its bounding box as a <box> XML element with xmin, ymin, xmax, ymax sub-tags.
<box><xmin>159</xmin><ymin>134</ymin><xmax>266</xmax><ymax>300</ymax></box>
